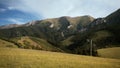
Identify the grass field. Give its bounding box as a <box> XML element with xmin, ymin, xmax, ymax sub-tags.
<box><xmin>0</xmin><ymin>48</ymin><xmax>120</xmax><ymax>68</ymax></box>
<box><xmin>97</xmin><ymin>47</ymin><xmax>120</xmax><ymax>59</ymax></box>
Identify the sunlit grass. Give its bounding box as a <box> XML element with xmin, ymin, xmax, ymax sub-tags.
<box><xmin>98</xmin><ymin>47</ymin><xmax>120</xmax><ymax>59</ymax></box>
<box><xmin>0</xmin><ymin>48</ymin><xmax>120</xmax><ymax>68</ymax></box>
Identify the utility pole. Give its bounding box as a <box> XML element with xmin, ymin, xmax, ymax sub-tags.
<box><xmin>87</xmin><ymin>39</ymin><xmax>93</xmax><ymax>56</ymax></box>
<box><xmin>90</xmin><ymin>39</ymin><xmax>93</xmax><ymax>56</ymax></box>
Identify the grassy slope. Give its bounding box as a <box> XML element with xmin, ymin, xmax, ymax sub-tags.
<box><xmin>98</xmin><ymin>47</ymin><xmax>120</xmax><ymax>59</ymax></box>
<box><xmin>11</xmin><ymin>36</ymin><xmax>62</xmax><ymax>51</ymax></box>
<box><xmin>30</xmin><ymin>37</ymin><xmax>62</xmax><ymax>51</ymax></box>
<box><xmin>0</xmin><ymin>39</ymin><xmax>17</xmax><ymax>48</ymax></box>
<box><xmin>91</xmin><ymin>30</ymin><xmax>112</xmax><ymax>41</ymax></box>
<box><xmin>0</xmin><ymin>48</ymin><xmax>120</xmax><ymax>68</ymax></box>
<box><xmin>60</xmin><ymin>36</ymin><xmax>74</xmax><ymax>47</ymax></box>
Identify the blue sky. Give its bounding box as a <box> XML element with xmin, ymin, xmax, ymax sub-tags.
<box><xmin>0</xmin><ymin>0</ymin><xmax>120</xmax><ymax>25</ymax></box>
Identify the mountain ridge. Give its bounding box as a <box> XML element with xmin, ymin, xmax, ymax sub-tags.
<box><xmin>0</xmin><ymin>15</ymin><xmax>94</xmax><ymax>29</ymax></box>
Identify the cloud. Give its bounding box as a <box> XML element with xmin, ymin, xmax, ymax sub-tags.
<box><xmin>0</xmin><ymin>7</ymin><xmax>16</xmax><ymax>12</ymax></box>
<box><xmin>0</xmin><ymin>8</ymin><xmax>7</xmax><ymax>12</ymax></box>
<box><xmin>7</xmin><ymin>18</ymin><xmax>24</xmax><ymax>24</ymax></box>
<box><xmin>17</xmin><ymin>0</ymin><xmax>119</xmax><ymax>18</ymax></box>
<box><xmin>1</xmin><ymin>0</ymin><xmax>120</xmax><ymax>19</ymax></box>
<box><xmin>19</xmin><ymin>0</ymin><xmax>79</xmax><ymax>18</ymax></box>
<box><xmin>7</xmin><ymin>7</ymin><xmax>16</xmax><ymax>10</ymax></box>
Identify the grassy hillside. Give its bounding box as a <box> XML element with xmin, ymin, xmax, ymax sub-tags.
<box><xmin>0</xmin><ymin>48</ymin><xmax>120</xmax><ymax>68</ymax></box>
<box><xmin>91</xmin><ymin>30</ymin><xmax>112</xmax><ymax>41</ymax></box>
<box><xmin>0</xmin><ymin>39</ymin><xmax>17</xmax><ymax>48</ymax></box>
<box><xmin>90</xmin><ymin>30</ymin><xmax>114</xmax><ymax>48</ymax></box>
<box><xmin>11</xmin><ymin>36</ymin><xmax>62</xmax><ymax>52</ymax></box>
<box><xmin>98</xmin><ymin>47</ymin><xmax>120</xmax><ymax>59</ymax></box>
<box><xmin>30</xmin><ymin>37</ymin><xmax>62</xmax><ymax>52</ymax></box>
<box><xmin>59</xmin><ymin>36</ymin><xmax>74</xmax><ymax>47</ymax></box>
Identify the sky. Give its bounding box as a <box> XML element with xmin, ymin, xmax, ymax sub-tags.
<box><xmin>0</xmin><ymin>0</ymin><xmax>120</xmax><ymax>25</ymax></box>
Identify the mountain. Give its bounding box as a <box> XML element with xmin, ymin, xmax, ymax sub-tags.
<box><xmin>0</xmin><ymin>9</ymin><xmax>120</xmax><ymax>56</ymax></box>
<box><xmin>66</xmin><ymin>9</ymin><xmax>120</xmax><ymax>55</ymax></box>
<box><xmin>0</xmin><ymin>24</ymin><xmax>22</xmax><ymax>29</ymax></box>
<box><xmin>0</xmin><ymin>16</ymin><xmax>94</xmax><ymax>43</ymax></box>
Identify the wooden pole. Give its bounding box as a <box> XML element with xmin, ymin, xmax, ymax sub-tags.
<box><xmin>90</xmin><ymin>39</ymin><xmax>92</xmax><ymax>56</ymax></box>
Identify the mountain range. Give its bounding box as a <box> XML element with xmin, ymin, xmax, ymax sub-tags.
<box><xmin>0</xmin><ymin>9</ymin><xmax>120</xmax><ymax>56</ymax></box>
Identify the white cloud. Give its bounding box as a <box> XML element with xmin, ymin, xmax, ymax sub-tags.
<box><xmin>0</xmin><ymin>8</ymin><xmax>7</xmax><ymax>12</ymax></box>
<box><xmin>0</xmin><ymin>6</ymin><xmax>16</xmax><ymax>12</ymax></box>
<box><xmin>7</xmin><ymin>18</ymin><xmax>24</xmax><ymax>24</ymax></box>
<box><xmin>8</xmin><ymin>0</ymin><xmax>120</xmax><ymax>18</ymax></box>
<box><xmin>7</xmin><ymin>7</ymin><xmax>16</xmax><ymax>10</ymax></box>
<box><xmin>18</xmin><ymin>0</ymin><xmax>74</xmax><ymax>18</ymax></box>
<box><xmin>16</xmin><ymin>0</ymin><xmax>84</xmax><ymax>18</ymax></box>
